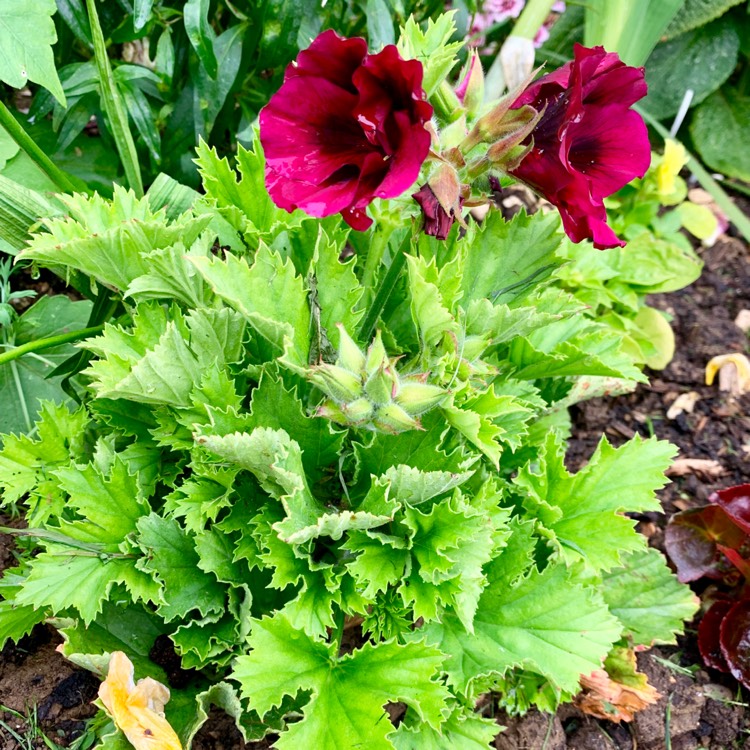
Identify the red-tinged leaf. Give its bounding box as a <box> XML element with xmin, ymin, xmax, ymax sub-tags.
<box><xmin>665</xmin><ymin>506</ymin><xmax>747</xmax><ymax>583</ymax></box>
<box><xmin>698</xmin><ymin>599</ymin><xmax>732</xmax><ymax>673</ymax></box>
<box><xmin>710</xmin><ymin>484</ymin><xmax>750</xmax><ymax>535</ymax></box>
<box><xmin>720</xmin><ymin>598</ymin><xmax>750</xmax><ymax>687</ymax></box>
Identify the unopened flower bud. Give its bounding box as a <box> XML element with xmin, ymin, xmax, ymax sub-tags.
<box><xmin>365</xmin><ymin>331</ymin><xmax>389</xmax><ymax>374</ymax></box>
<box><xmin>394</xmin><ymin>382</ymin><xmax>446</xmax><ymax>415</ymax></box>
<box><xmin>342</xmin><ymin>397</ymin><xmax>375</xmax><ymax>423</ymax></box>
<box><xmin>309</xmin><ymin>364</ymin><xmax>363</xmax><ymax>402</ymax></box>
<box><xmin>316</xmin><ymin>400</ymin><xmax>348</xmax><ymax>422</ymax></box>
<box><xmin>455</xmin><ymin>52</ymin><xmax>485</xmax><ymax>118</ymax></box>
<box><xmin>373</xmin><ymin>403</ymin><xmax>420</xmax><ymax>434</ymax></box>
<box><xmin>365</xmin><ymin>365</ymin><xmax>398</xmax><ymax>406</ymax></box>
<box><xmin>336</xmin><ymin>324</ymin><xmax>366</xmax><ymax>373</ymax></box>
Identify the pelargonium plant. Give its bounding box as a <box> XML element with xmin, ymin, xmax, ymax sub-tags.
<box><xmin>0</xmin><ymin>14</ymin><xmax>697</xmax><ymax>749</ymax></box>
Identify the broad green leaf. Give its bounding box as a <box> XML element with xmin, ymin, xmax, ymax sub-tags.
<box><xmin>56</xmin><ymin>600</ymin><xmax>168</xmax><ymax>680</ymax></box>
<box><xmin>515</xmin><ymin>433</ymin><xmax>676</xmax><ymax>571</ymax></box>
<box><xmin>665</xmin><ymin>0</ymin><xmax>744</xmax><ymax>38</ymax></box>
<box><xmin>56</xmin><ymin>456</ymin><xmax>150</xmax><ymax>548</ymax></box>
<box><xmin>134</xmin><ymin>0</ymin><xmax>155</xmax><ymax>31</ymax></box>
<box><xmin>234</xmin><ymin>613</ymin><xmax>450</xmax><ymax>750</ymax></box>
<box><xmin>465</xmin><ymin>298</ymin><xmax>561</xmax><ymax>346</ymax></box>
<box><xmin>602</xmin><ymin>547</ymin><xmax>699</xmax><ymax>645</ymax></box>
<box><xmin>460</xmin><ymin>210</ymin><xmax>563</xmax><ymax>307</ymax></box>
<box><xmin>17</xmin><ymin>546</ymin><xmax>156</xmax><ymax>624</ymax></box>
<box><xmin>146</xmin><ymin>173</ymin><xmax>199</xmax><ymax>220</ymax></box>
<box><xmin>0</xmin><ymin>295</ymin><xmax>93</xmax><ymax>436</ymax></box>
<box><xmin>135</xmin><ymin>513</ymin><xmax>226</xmax><ymax>622</ymax></box>
<box><xmin>195</xmin><ymin>527</ymin><xmax>250</xmax><ymax>586</ymax></box>
<box><xmin>383</xmin><ymin>465</ymin><xmax>474</xmax><ymax>507</ymax></box>
<box><xmin>183</xmin><ymin>682</ymin><xmax>261</xmax><ymax>745</ymax></box>
<box><xmin>245</xmin><ymin>368</ymin><xmax>344</xmax><ymax>484</ymax></box>
<box><xmin>19</xmin><ymin>188</ymin><xmax>210</xmax><ymax>292</ymax></box>
<box><xmin>391</xmin><ymin>705</ymin><xmax>498</xmax><ymax>750</ymax></box>
<box><xmin>643</xmin><ymin>17</ymin><xmax>739</xmax><ymax>120</ymax></box>
<box><xmin>190</xmin><ymin>243</ymin><xmax>310</xmax><ymax>366</ymax></box>
<box><xmin>423</xmin><ymin>520</ymin><xmax>621</xmax><ymax>695</ymax></box>
<box><xmin>366</xmin><ymin>0</ymin><xmax>395</xmax><ymax>48</ymax></box>
<box><xmin>0</xmin><ymin>175</ymin><xmax>59</xmax><ymax>254</ymax></box>
<box><xmin>0</xmin><ymin>401</ymin><xmax>88</xmax><ymax>510</ymax></box>
<box><xmin>691</xmin><ymin>87</ymin><xmax>750</xmax><ymax>182</ymax></box>
<box><xmin>164</xmin><ymin>473</ymin><xmax>237</xmax><ymax>534</ymax></box>
<box><xmin>0</xmin><ymin>570</ymin><xmax>47</xmax><ymax>648</ymax></box>
<box><xmin>0</xmin><ymin>0</ymin><xmax>65</xmax><ymax>104</ymax></box>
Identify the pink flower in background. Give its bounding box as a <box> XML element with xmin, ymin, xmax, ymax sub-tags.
<box><xmin>509</xmin><ymin>44</ymin><xmax>651</xmax><ymax>249</ymax></box>
<box><xmin>260</xmin><ymin>31</ymin><xmax>433</xmax><ymax>231</ymax></box>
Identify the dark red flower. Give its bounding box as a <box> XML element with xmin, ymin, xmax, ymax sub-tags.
<box><xmin>259</xmin><ymin>31</ymin><xmax>433</xmax><ymax>231</ymax></box>
<box><xmin>413</xmin><ymin>184</ymin><xmax>459</xmax><ymax>241</ymax></box>
<box><xmin>509</xmin><ymin>44</ymin><xmax>650</xmax><ymax>249</ymax></box>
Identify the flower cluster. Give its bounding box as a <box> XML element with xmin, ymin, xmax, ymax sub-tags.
<box><xmin>309</xmin><ymin>327</ymin><xmax>446</xmax><ymax>433</ymax></box>
<box><xmin>259</xmin><ymin>31</ymin><xmax>650</xmax><ymax>249</ymax></box>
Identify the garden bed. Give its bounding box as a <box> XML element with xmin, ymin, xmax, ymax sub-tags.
<box><xmin>1</xmin><ymin>227</ymin><xmax>747</xmax><ymax>750</ymax></box>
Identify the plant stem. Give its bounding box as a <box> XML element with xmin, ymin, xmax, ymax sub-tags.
<box><xmin>0</xmin><ymin>325</ymin><xmax>104</xmax><ymax>367</ymax></box>
<box><xmin>0</xmin><ymin>102</ymin><xmax>78</xmax><ymax>194</ymax></box>
<box><xmin>332</xmin><ymin>608</ymin><xmax>346</xmax><ymax>655</ymax></box>
<box><xmin>358</xmin><ymin>233</ymin><xmax>411</xmax><ymax>342</ymax></box>
<box><xmin>86</xmin><ymin>0</ymin><xmax>144</xmax><ymax>197</ymax></box>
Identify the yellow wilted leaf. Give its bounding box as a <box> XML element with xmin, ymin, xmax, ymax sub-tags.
<box><xmin>99</xmin><ymin>651</ymin><xmax>182</xmax><ymax>750</ymax></box>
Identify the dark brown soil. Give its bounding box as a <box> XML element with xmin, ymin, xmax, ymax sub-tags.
<box><xmin>1</xmin><ymin>231</ymin><xmax>749</xmax><ymax>747</ymax></box>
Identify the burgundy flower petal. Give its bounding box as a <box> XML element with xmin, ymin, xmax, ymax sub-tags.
<box><xmin>260</xmin><ymin>32</ymin><xmax>433</xmax><ymax>230</ymax></box>
<box><xmin>413</xmin><ymin>184</ymin><xmax>455</xmax><ymax>240</ymax></box>
<box><xmin>509</xmin><ymin>44</ymin><xmax>650</xmax><ymax>249</ymax></box>
<box><xmin>720</xmin><ymin>598</ymin><xmax>750</xmax><ymax>687</ymax></box>
<box><xmin>699</xmin><ymin>599</ymin><xmax>732</xmax><ymax>673</ymax></box>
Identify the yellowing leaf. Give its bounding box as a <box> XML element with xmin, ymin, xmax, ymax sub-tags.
<box><xmin>99</xmin><ymin>651</ymin><xmax>182</xmax><ymax>750</ymax></box>
<box><xmin>577</xmin><ymin>646</ymin><xmax>660</xmax><ymax>722</ymax></box>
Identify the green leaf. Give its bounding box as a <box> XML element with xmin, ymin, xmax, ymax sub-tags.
<box><xmin>133</xmin><ymin>0</ymin><xmax>154</xmax><ymax>31</ymax></box>
<box><xmin>190</xmin><ymin>243</ymin><xmax>310</xmax><ymax>367</ymax></box>
<box><xmin>56</xmin><ymin>456</ymin><xmax>150</xmax><ymax>548</ymax></box>
<box><xmin>0</xmin><ymin>0</ymin><xmax>65</xmax><ymax>104</ymax></box>
<box><xmin>234</xmin><ymin>613</ymin><xmax>450</xmax><ymax>750</ymax></box>
<box><xmin>56</xmin><ymin>599</ymin><xmax>168</xmax><ymax>679</ymax></box>
<box><xmin>0</xmin><ymin>570</ymin><xmax>47</xmax><ymax>648</ymax></box>
<box><xmin>397</xmin><ymin>13</ymin><xmax>463</xmax><ymax>97</ymax></box>
<box><xmin>601</xmin><ymin>547</ymin><xmax>699</xmax><ymax>646</ymax></box>
<box><xmin>383</xmin><ymin>465</ymin><xmax>474</xmax><ymax>507</ymax></box>
<box><xmin>135</xmin><ymin>513</ymin><xmax>226</xmax><ymax>622</ymax></box>
<box><xmin>17</xmin><ymin>546</ymin><xmax>155</xmax><ymax>624</ymax></box>
<box><xmin>0</xmin><ymin>295</ymin><xmax>93</xmax><ymax>436</ymax></box>
<box><xmin>18</xmin><ymin>188</ymin><xmax>210</xmax><ymax>292</ymax></box>
<box><xmin>423</xmin><ymin>520</ymin><xmax>621</xmax><ymax>695</ymax></box>
<box><xmin>0</xmin><ymin>175</ymin><xmax>59</xmax><ymax>254</ymax></box>
<box><xmin>183</xmin><ymin>682</ymin><xmax>260</xmax><ymax>745</ymax></box>
<box><xmin>391</xmin><ymin>705</ymin><xmax>498</xmax><ymax>750</ymax></box>
<box><xmin>184</xmin><ymin>0</ymin><xmax>218</xmax><ymax>78</ymax></box>
<box><xmin>691</xmin><ymin>87</ymin><xmax>750</xmax><ymax>182</ymax></box>
<box><xmin>146</xmin><ymin>173</ymin><xmax>199</xmax><ymax>220</ymax></box>
<box><xmin>665</xmin><ymin>0</ymin><xmax>744</xmax><ymax>38</ymax></box>
<box><xmin>245</xmin><ymin>368</ymin><xmax>344</xmax><ymax>484</ymax></box>
<box><xmin>460</xmin><ymin>210</ymin><xmax>563</xmax><ymax>307</ymax></box>
<box><xmin>643</xmin><ymin>17</ymin><xmax>739</xmax><ymax>120</ymax></box>
<box><xmin>366</xmin><ymin>0</ymin><xmax>395</xmax><ymax>48</ymax></box>
<box><xmin>515</xmin><ymin>433</ymin><xmax>676</xmax><ymax>571</ymax></box>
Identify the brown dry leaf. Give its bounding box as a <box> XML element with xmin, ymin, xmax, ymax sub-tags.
<box><xmin>577</xmin><ymin>647</ymin><xmax>660</xmax><ymax>723</ymax></box>
<box><xmin>705</xmin><ymin>353</ymin><xmax>750</xmax><ymax>396</ymax></box>
<box><xmin>98</xmin><ymin>651</ymin><xmax>182</xmax><ymax>750</ymax></box>
<box><xmin>666</xmin><ymin>458</ymin><xmax>725</xmax><ymax>479</ymax></box>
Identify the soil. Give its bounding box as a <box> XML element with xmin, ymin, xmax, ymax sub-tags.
<box><xmin>1</xmin><ymin>225</ymin><xmax>749</xmax><ymax>748</ymax></box>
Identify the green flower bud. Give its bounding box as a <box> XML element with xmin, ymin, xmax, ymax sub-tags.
<box><xmin>309</xmin><ymin>364</ymin><xmax>362</xmax><ymax>403</ymax></box>
<box><xmin>365</xmin><ymin>331</ymin><xmax>389</xmax><ymax>375</ymax></box>
<box><xmin>336</xmin><ymin>324</ymin><xmax>366</xmax><ymax>373</ymax></box>
<box><xmin>373</xmin><ymin>403</ymin><xmax>420</xmax><ymax>434</ymax></box>
<box><xmin>342</xmin><ymin>397</ymin><xmax>375</xmax><ymax>424</ymax></box>
<box><xmin>394</xmin><ymin>381</ymin><xmax>446</xmax><ymax>416</ymax></box>
<box><xmin>316</xmin><ymin>400</ymin><xmax>348</xmax><ymax>423</ymax></box>
<box><xmin>364</xmin><ymin>365</ymin><xmax>397</xmax><ymax>406</ymax></box>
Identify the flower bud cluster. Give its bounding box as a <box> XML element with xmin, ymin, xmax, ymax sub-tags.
<box><xmin>309</xmin><ymin>326</ymin><xmax>446</xmax><ymax>433</ymax></box>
